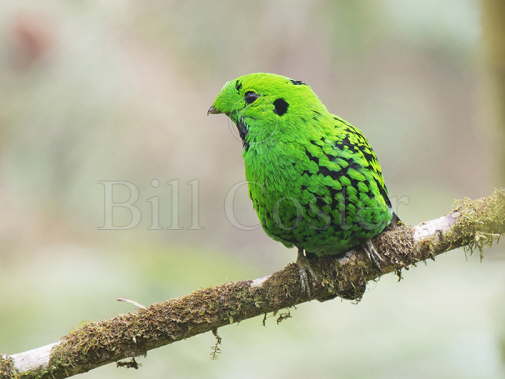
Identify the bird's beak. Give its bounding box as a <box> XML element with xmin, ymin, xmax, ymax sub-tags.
<box><xmin>207</xmin><ymin>106</ymin><xmax>221</xmax><ymax>116</ymax></box>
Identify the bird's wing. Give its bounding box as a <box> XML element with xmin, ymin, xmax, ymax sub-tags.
<box><xmin>332</xmin><ymin>115</ymin><xmax>393</xmax><ymax>209</ymax></box>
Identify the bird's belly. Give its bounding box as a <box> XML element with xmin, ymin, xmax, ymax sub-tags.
<box><xmin>247</xmin><ymin>163</ymin><xmax>392</xmax><ymax>256</ymax></box>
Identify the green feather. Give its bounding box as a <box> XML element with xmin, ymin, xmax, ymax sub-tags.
<box><xmin>210</xmin><ymin>73</ymin><xmax>394</xmax><ymax>257</ymax></box>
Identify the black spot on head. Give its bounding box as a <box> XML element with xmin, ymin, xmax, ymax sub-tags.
<box><xmin>312</xmin><ymin>110</ymin><xmax>322</xmax><ymax>121</ymax></box>
<box><xmin>291</xmin><ymin>79</ymin><xmax>306</xmax><ymax>85</ymax></box>
<box><xmin>235</xmin><ymin>80</ymin><xmax>242</xmax><ymax>92</ymax></box>
<box><xmin>273</xmin><ymin>98</ymin><xmax>289</xmax><ymax>116</ymax></box>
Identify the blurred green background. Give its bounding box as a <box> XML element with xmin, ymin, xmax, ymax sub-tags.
<box><xmin>1</xmin><ymin>1</ymin><xmax>504</xmax><ymax>378</ymax></box>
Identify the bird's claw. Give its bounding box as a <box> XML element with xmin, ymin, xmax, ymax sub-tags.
<box><xmin>298</xmin><ymin>265</ymin><xmax>310</xmax><ymax>297</ymax></box>
<box><xmin>363</xmin><ymin>240</ymin><xmax>384</xmax><ymax>271</ymax></box>
<box><xmin>296</xmin><ymin>248</ymin><xmax>318</xmax><ymax>297</ymax></box>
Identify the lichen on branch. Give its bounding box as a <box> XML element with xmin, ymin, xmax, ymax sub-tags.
<box><xmin>2</xmin><ymin>190</ymin><xmax>504</xmax><ymax>379</ymax></box>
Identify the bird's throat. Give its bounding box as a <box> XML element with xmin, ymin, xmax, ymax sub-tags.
<box><xmin>235</xmin><ymin>119</ymin><xmax>249</xmax><ymax>150</ymax></box>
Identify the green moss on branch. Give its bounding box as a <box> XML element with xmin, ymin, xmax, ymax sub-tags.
<box><xmin>0</xmin><ymin>356</ymin><xmax>15</xmax><ymax>378</ymax></box>
<box><xmin>2</xmin><ymin>190</ymin><xmax>504</xmax><ymax>379</ymax></box>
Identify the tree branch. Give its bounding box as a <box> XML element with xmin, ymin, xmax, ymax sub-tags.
<box><xmin>1</xmin><ymin>190</ymin><xmax>504</xmax><ymax>379</ymax></box>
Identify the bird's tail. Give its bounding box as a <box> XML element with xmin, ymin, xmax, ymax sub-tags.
<box><xmin>390</xmin><ymin>212</ymin><xmax>401</xmax><ymax>228</ymax></box>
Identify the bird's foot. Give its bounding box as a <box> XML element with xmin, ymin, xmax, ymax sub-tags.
<box><xmin>362</xmin><ymin>240</ymin><xmax>384</xmax><ymax>271</ymax></box>
<box><xmin>296</xmin><ymin>248</ymin><xmax>318</xmax><ymax>297</ymax></box>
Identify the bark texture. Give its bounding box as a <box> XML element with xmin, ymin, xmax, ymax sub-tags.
<box><xmin>1</xmin><ymin>190</ymin><xmax>504</xmax><ymax>379</ymax></box>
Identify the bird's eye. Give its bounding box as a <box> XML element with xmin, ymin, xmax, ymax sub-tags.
<box><xmin>244</xmin><ymin>91</ymin><xmax>259</xmax><ymax>104</ymax></box>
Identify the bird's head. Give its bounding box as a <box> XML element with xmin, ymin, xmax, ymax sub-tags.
<box><xmin>208</xmin><ymin>73</ymin><xmax>327</xmax><ymax>148</ymax></box>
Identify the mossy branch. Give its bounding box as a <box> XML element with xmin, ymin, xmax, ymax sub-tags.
<box><xmin>1</xmin><ymin>190</ymin><xmax>504</xmax><ymax>379</ymax></box>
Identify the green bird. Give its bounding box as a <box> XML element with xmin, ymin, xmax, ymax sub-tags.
<box><xmin>209</xmin><ymin>73</ymin><xmax>397</xmax><ymax>292</ymax></box>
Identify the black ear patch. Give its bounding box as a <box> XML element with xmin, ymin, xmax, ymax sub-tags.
<box><xmin>235</xmin><ymin>80</ymin><xmax>242</xmax><ymax>92</ymax></box>
<box><xmin>273</xmin><ymin>98</ymin><xmax>289</xmax><ymax>116</ymax></box>
<box><xmin>290</xmin><ymin>79</ymin><xmax>305</xmax><ymax>85</ymax></box>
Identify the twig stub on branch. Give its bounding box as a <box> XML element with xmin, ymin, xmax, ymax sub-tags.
<box><xmin>1</xmin><ymin>189</ymin><xmax>504</xmax><ymax>379</ymax></box>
